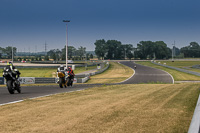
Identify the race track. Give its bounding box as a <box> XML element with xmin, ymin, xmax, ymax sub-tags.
<box><xmin>119</xmin><ymin>61</ymin><xmax>174</xmax><ymax>84</ymax></box>
<box><xmin>0</xmin><ymin>61</ymin><xmax>174</xmax><ymax>105</ymax></box>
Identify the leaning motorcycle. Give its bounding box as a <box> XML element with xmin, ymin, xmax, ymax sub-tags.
<box><xmin>66</xmin><ymin>71</ymin><xmax>73</xmax><ymax>87</ymax></box>
<box><xmin>57</xmin><ymin>71</ymin><xmax>73</xmax><ymax>88</ymax></box>
<box><xmin>3</xmin><ymin>69</ymin><xmax>21</xmax><ymax>94</ymax></box>
<box><xmin>57</xmin><ymin>71</ymin><xmax>67</xmax><ymax>88</ymax></box>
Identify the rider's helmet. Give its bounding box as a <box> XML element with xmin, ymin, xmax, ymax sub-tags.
<box><xmin>7</xmin><ymin>61</ymin><xmax>13</xmax><ymax>66</ymax></box>
<box><xmin>60</xmin><ymin>65</ymin><xmax>64</xmax><ymax>68</ymax></box>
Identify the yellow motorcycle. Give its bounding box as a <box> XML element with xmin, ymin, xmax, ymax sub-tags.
<box><xmin>57</xmin><ymin>71</ymin><xmax>72</xmax><ymax>88</ymax></box>
<box><xmin>57</xmin><ymin>72</ymin><xmax>67</xmax><ymax>88</ymax></box>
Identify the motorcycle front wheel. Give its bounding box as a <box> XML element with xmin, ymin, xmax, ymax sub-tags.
<box><xmin>7</xmin><ymin>80</ymin><xmax>15</xmax><ymax>94</ymax></box>
<box><xmin>66</xmin><ymin>78</ymin><xmax>70</xmax><ymax>86</ymax></box>
<box><xmin>15</xmin><ymin>82</ymin><xmax>21</xmax><ymax>93</ymax></box>
<box><xmin>59</xmin><ymin>77</ymin><xmax>63</xmax><ymax>88</ymax></box>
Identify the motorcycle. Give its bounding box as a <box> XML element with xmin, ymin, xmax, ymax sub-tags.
<box><xmin>57</xmin><ymin>71</ymin><xmax>67</xmax><ymax>88</ymax></box>
<box><xmin>3</xmin><ymin>69</ymin><xmax>21</xmax><ymax>94</ymax></box>
<box><xmin>57</xmin><ymin>71</ymin><xmax>73</xmax><ymax>88</ymax></box>
<box><xmin>66</xmin><ymin>71</ymin><xmax>74</xmax><ymax>87</ymax></box>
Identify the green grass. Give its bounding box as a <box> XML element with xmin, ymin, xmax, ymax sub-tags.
<box><xmin>157</xmin><ymin>60</ymin><xmax>200</xmax><ymax>73</ymax></box>
<box><xmin>86</xmin><ymin>62</ymin><xmax>134</xmax><ymax>84</ymax></box>
<box><xmin>1</xmin><ymin>65</ymin><xmax>97</xmax><ymax>77</ymax></box>
<box><xmin>136</xmin><ymin>61</ymin><xmax>200</xmax><ymax>81</ymax></box>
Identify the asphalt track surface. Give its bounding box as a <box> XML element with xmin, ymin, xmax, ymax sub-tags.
<box><xmin>0</xmin><ymin>61</ymin><xmax>173</xmax><ymax>105</ymax></box>
<box><xmin>119</xmin><ymin>61</ymin><xmax>174</xmax><ymax>84</ymax></box>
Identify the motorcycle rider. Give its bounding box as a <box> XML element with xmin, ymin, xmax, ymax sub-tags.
<box><xmin>67</xmin><ymin>67</ymin><xmax>75</xmax><ymax>85</ymax></box>
<box><xmin>57</xmin><ymin>65</ymin><xmax>67</xmax><ymax>84</ymax></box>
<box><xmin>5</xmin><ymin>61</ymin><xmax>15</xmax><ymax>71</ymax></box>
<box><xmin>4</xmin><ymin>61</ymin><xmax>20</xmax><ymax>80</ymax></box>
<box><xmin>68</xmin><ymin>67</ymin><xmax>75</xmax><ymax>78</ymax></box>
<box><xmin>57</xmin><ymin>64</ymin><xmax>65</xmax><ymax>73</ymax></box>
<box><xmin>134</xmin><ymin>65</ymin><xmax>137</xmax><ymax>69</ymax></box>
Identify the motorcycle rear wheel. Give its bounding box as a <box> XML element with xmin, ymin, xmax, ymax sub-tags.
<box><xmin>7</xmin><ymin>80</ymin><xmax>14</xmax><ymax>94</ymax></box>
<box><xmin>70</xmin><ymin>81</ymin><xmax>73</xmax><ymax>86</ymax></box>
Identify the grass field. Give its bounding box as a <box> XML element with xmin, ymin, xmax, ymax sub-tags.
<box><xmin>86</xmin><ymin>62</ymin><xmax>134</xmax><ymax>84</ymax></box>
<box><xmin>157</xmin><ymin>60</ymin><xmax>200</xmax><ymax>73</ymax></box>
<box><xmin>4</xmin><ymin>65</ymin><xmax>97</xmax><ymax>77</ymax></box>
<box><xmin>0</xmin><ymin>83</ymin><xmax>199</xmax><ymax>133</ymax></box>
<box><xmin>136</xmin><ymin>61</ymin><xmax>200</xmax><ymax>81</ymax></box>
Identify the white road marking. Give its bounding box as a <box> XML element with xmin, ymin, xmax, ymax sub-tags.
<box><xmin>118</xmin><ymin>62</ymin><xmax>135</xmax><ymax>84</ymax></box>
<box><xmin>0</xmin><ymin>89</ymin><xmax>85</xmax><ymax>106</ymax></box>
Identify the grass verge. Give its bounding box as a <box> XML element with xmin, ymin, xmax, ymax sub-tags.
<box><xmin>86</xmin><ymin>62</ymin><xmax>134</xmax><ymax>84</ymax></box>
<box><xmin>5</xmin><ymin>65</ymin><xmax>98</xmax><ymax>78</ymax></box>
<box><xmin>136</xmin><ymin>61</ymin><xmax>200</xmax><ymax>81</ymax></box>
<box><xmin>156</xmin><ymin>60</ymin><xmax>200</xmax><ymax>73</ymax></box>
<box><xmin>0</xmin><ymin>83</ymin><xmax>199</xmax><ymax>132</ymax></box>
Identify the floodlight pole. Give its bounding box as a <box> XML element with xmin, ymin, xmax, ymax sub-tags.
<box><xmin>12</xmin><ymin>46</ymin><xmax>13</xmax><ymax>63</ymax></box>
<box><xmin>172</xmin><ymin>41</ymin><xmax>175</xmax><ymax>62</ymax></box>
<box><xmin>63</xmin><ymin>20</ymin><xmax>70</xmax><ymax>68</ymax></box>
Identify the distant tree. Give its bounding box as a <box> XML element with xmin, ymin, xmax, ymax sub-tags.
<box><xmin>190</xmin><ymin>42</ymin><xmax>199</xmax><ymax>49</ymax></box>
<box><xmin>136</xmin><ymin>41</ymin><xmax>171</xmax><ymax>59</ymax></box>
<box><xmin>136</xmin><ymin>41</ymin><xmax>155</xmax><ymax>59</ymax></box>
<box><xmin>86</xmin><ymin>53</ymin><xmax>90</xmax><ymax>60</ymax></box>
<box><xmin>123</xmin><ymin>44</ymin><xmax>134</xmax><ymax>59</ymax></box>
<box><xmin>4</xmin><ymin>46</ymin><xmax>17</xmax><ymax>59</ymax></box>
<box><xmin>61</xmin><ymin>46</ymin><xmax>76</xmax><ymax>60</ymax></box>
<box><xmin>52</xmin><ymin>53</ymin><xmax>56</xmax><ymax>61</ymax></box>
<box><xmin>17</xmin><ymin>57</ymin><xmax>22</xmax><ymax>61</ymax></box>
<box><xmin>47</xmin><ymin>49</ymin><xmax>61</xmax><ymax>61</ymax></box>
<box><xmin>0</xmin><ymin>47</ymin><xmax>3</xmax><ymax>58</ymax></box>
<box><xmin>76</xmin><ymin>46</ymin><xmax>86</xmax><ymax>60</ymax></box>
<box><xmin>154</xmin><ymin>41</ymin><xmax>170</xmax><ymax>59</ymax></box>
<box><xmin>90</xmin><ymin>54</ymin><xmax>93</xmax><ymax>59</ymax></box>
<box><xmin>38</xmin><ymin>56</ymin><xmax>42</xmax><ymax>61</ymax></box>
<box><xmin>31</xmin><ymin>57</ymin><xmax>35</xmax><ymax>61</ymax></box>
<box><xmin>173</xmin><ymin>46</ymin><xmax>180</xmax><ymax>57</ymax></box>
<box><xmin>106</xmin><ymin>40</ymin><xmax>122</xmax><ymax>59</ymax></box>
<box><xmin>180</xmin><ymin>42</ymin><xmax>200</xmax><ymax>57</ymax></box>
<box><xmin>94</xmin><ymin>39</ymin><xmax>107</xmax><ymax>60</ymax></box>
<box><xmin>44</xmin><ymin>55</ymin><xmax>49</xmax><ymax>61</ymax></box>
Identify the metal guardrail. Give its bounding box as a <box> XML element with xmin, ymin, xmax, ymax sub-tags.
<box><xmin>75</xmin><ymin>62</ymin><xmax>110</xmax><ymax>83</ymax></box>
<box><xmin>188</xmin><ymin>94</ymin><xmax>200</xmax><ymax>133</ymax></box>
<box><xmin>0</xmin><ymin>77</ymin><xmax>4</xmax><ymax>85</ymax></box>
<box><xmin>35</xmin><ymin>78</ymin><xmax>56</xmax><ymax>83</ymax></box>
<box><xmin>0</xmin><ymin>62</ymin><xmax>110</xmax><ymax>84</ymax></box>
<box><xmin>152</xmin><ymin>61</ymin><xmax>200</xmax><ymax>76</ymax></box>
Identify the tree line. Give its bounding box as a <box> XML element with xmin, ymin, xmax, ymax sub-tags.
<box><xmin>0</xmin><ymin>45</ymin><xmax>94</xmax><ymax>61</ymax></box>
<box><xmin>47</xmin><ymin>46</ymin><xmax>93</xmax><ymax>61</ymax></box>
<box><xmin>1</xmin><ymin>40</ymin><xmax>200</xmax><ymax>61</ymax></box>
<box><xmin>94</xmin><ymin>39</ymin><xmax>200</xmax><ymax>59</ymax></box>
<box><xmin>0</xmin><ymin>46</ymin><xmax>17</xmax><ymax>59</ymax></box>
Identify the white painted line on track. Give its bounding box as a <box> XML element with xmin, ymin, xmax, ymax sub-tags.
<box><xmin>118</xmin><ymin>62</ymin><xmax>135</xmax><ymax>84</ymax></box>
<box><xmin>0</xmin><ymin>100</ymin><xmax>24</xmax><ymax>106</ymax></box>
<box><xmin>0</xmin><ymin>89</ymin><xmax>86</xmax><ymax>106</ymax></box>
<box><xmin>161</xmin><ymin>69</ymin><xmax>174</xmax><ymax>84</ymax></box>
<box><xmin>135</xmin><ymin>62</ymin><xmax>174</xmax><ymax>84</ymax></box>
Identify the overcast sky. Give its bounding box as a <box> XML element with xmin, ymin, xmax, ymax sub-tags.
<box><xmin>0</xmin><ymin>0</ymin><xmax>200</xmax><ymax>52</ymax></box>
